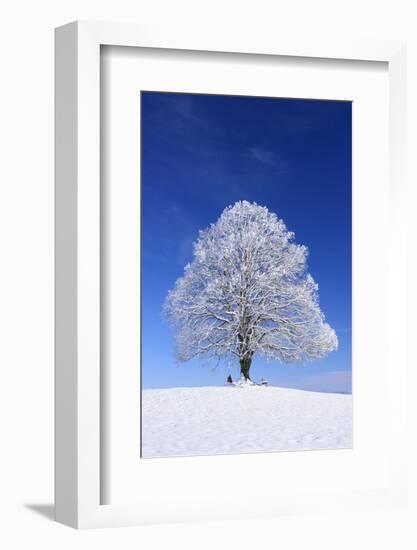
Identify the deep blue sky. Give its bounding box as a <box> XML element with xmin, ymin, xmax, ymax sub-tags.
<box><xmin>141</xmin><ymin>92</ymin><xmax>352</xmax><ymax>393</ymax></box>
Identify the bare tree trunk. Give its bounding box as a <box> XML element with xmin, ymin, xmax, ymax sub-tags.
<box><xmin>240</xmin><ymin>357</ymin><xmax>252</xmax><ymax>380</ymax></box>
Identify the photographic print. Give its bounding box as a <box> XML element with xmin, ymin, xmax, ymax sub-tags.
<box><xmin>141</xmin><ymin>91</ymin><xmax>352</xmax><ymax>459</ymax></box>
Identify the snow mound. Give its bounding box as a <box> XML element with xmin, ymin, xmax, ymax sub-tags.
<box><xmin>233</xmin><ymin>375</ymin><xmax>257</xmax><ymax>387</ymax></box>
<box><xmin>142</xmin><ymin>385</ymin><xmax>352</xmax><ymax>458</ymax></box>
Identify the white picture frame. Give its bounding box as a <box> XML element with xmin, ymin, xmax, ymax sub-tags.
<box><xmin>55</xmin><ymin>21</ymin><xmax>407</xmax><ymax>529</ymax></box>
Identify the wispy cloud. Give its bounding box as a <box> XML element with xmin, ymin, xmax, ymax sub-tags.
<box><xmin>249</xmin><ymin>146</ymin><xmax>276</xmax><ymax>165</ymax></box>
<box><xmin>143</xmin><ymin>93</ymin><xmax>212</xmax><ymax>134</ymax></box>
<box><xmin>248</xmin><ymin>146</ymin><xmax>288</xmax><ymax>172</ymax></box>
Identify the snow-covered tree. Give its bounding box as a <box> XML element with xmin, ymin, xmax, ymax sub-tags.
<box><xmin>164</xmin><ymin>201</ymin><xmax>338</xmax><ymax>381</ymax></box>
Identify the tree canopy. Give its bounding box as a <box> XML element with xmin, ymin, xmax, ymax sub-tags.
<box><xmin>164</xmin><ymin>201</ymin><xmax>338</xmax><ymax>379</ymax></box>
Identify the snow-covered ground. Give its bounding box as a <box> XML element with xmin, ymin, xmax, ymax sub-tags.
<box><xmin>142</xmin><ymin>385</ymin><xmax>352</xmax><ymax>458</ymax></box>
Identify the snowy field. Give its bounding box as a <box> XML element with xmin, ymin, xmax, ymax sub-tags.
<box><xmin>142</xmin><ymin>385</ymin><xmax>352</xmax><ymax>458</ymax></box>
